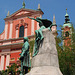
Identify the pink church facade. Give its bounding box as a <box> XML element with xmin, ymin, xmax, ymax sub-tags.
<box><xmin>0</xmin><ymin>2</ymin><xmax>57</xmax><ymax>70</ymax></box>
<box><xmin>0</xmin><ymin>8</ymin><xmax>44</xmax><ymax>70</ymax></box>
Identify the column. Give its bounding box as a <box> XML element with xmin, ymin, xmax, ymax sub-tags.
<box><xmin>5</xmin><ymin>54</ymin><xmax>10</xmax><ymax>69</ymax></box>
<box><xmin>31</xmin><ymin>20</ymin><xmax>34</xmax><ymax>35</ymax></box>
<box><xmin>40</xmin><ymin>15</ymin><xmax>42</xmax><ymax>18</ymax></box>
<box><xmin>25</xmin><ymin>28</ymin><xmax>27</xmax><ymax>37</ymax></box>
<box><xmin>9</xmin><ymin>21</ymin><xmax>13</xmax><ymax>38</ymax></box>
<box><xmin>15</xmin><ymin>24</ymin><xmax>19</xmax><ymax>38</ymax></box>
<box><xmin>37</xmin><ymin>15</ymin><xmax>42</xmax><ymax>30</ymax></box>
<box><xmin>24</xmin><ymin>23</ymin><xmax>28</xmax><ymax>37</ymax></box>
<box><xmin>1</xmin><ymin>55</ymin><xmax>5</xmax><ymax>70</ymax></box>
<box><xmin>4</xmin><ymin>22</ymin><xmax>8</xmax><ymax>39</ymax></box>
<box><xmin>1</xmin><ymin>34</ymin><xmax>3</xmax><ymax>39</ymax></box>
<box><xmin>16</xmin><ymin>30</ymin><xmax>18</xmax><ymax>38</ymax></box>
<box><xmin>0</xmin><ymin>56</ymin><xmax>1</xmax><ymax>70</ymax></box>
<box><xmin>37</xmin><ymin>22</ymin><xmax>40</xmax><ymax>30</ymax></box>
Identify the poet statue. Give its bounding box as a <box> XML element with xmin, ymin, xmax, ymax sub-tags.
<box><xmin>19</xmin><ymin>37</ymin><xmax>31</xmax><ymax>75</ymax></box>
<box><xmin>28</xmin><ymin>17</ymin><xmax>52</xmax><ymax>57</ymax></box>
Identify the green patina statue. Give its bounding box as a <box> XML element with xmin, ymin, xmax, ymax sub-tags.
<box><xmin>19</xmin><ymin>37</ymin><xmax>31</xmax><ymax>75</ymax></box>
<box><xmin>28</xmin><ymin>17</ymin><xmax>52</xmax><ymax>57</ymax></box>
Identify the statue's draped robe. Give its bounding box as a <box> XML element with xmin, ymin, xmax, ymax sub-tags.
<box><xmin>33</xmin><ymin>26</ymin><xmax>46</xmax><ymax>56</ymax></box>
<box><xmin>28</xmin><ymin>17</ymin><xmax>52</xmax><ymax>57</ymax></box>
<box><xmin>21</xmin><ymin>41</ymin><xmax>31</xmax><ymax>67</ymax></box>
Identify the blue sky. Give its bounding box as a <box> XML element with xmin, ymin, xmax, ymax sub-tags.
<box><xmin>0</xmin><ymin>0</ymin><xmax>75</xmax><ymax>34</ymax></box>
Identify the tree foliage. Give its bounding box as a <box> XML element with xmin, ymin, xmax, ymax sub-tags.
<box><xmin>56</xmin><ymin>25</ymin><xmax>75</xmax><ymax>75</ymax></box>
<box><xmin>0</xmin><ymin>26</ymin><xmax>75</xmax><ymax>75</ymax></box>
<box><xmin>0</xmin><ymin>63</ymin><xmax>20</xmax><ymax>75</ymax></box>
<box><xmin>29</xmin><ymin>40</ymin><xmax>35</xmax><ymax>57</ymax></box>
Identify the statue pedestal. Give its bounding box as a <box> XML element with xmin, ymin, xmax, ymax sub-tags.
<box><xmin>26</xmin><ymin>29</ymin><xmax>63</xmax><ymax>75</ymax></box>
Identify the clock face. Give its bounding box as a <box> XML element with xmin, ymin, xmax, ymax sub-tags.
<box><xmin>65</xmin><ymin>31</ymin><xmax>69</xmax><ymax>37</ymax></box>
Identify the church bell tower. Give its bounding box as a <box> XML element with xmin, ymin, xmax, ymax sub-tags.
<box><xmin>62</xmin><ymin>8</ymin><xmax>72</xmax><ymax>47</ymax></box>
<box><xmin>51</xmin><ymin>14</ymin><xmax>57</xmax><ymax>37</ymax></box>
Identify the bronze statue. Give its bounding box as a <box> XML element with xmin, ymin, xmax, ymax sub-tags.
<box><xmin>19</xmin><ymin>37</ymin><xmax>31</xmax><ymax>75</ymax></box>
<box><xmin>28</xmin><ymin>17</ymin><xmax>52</xmax><ymax>57</ymax></box>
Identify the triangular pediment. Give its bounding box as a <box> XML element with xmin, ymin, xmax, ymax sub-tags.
<box><xmin>15</xmin><ymin>11</ymin><xmax>30</xmax><ymax>16</ymax></box>
<box><xmin>4</xmin><ymin>8</ymin><xmax>44</xmax><ymax>21</ymax></box>
<box><xmin>10</xmin><ymin>8</ymin><xmax>35</xmax><ymax>17</ymax></box>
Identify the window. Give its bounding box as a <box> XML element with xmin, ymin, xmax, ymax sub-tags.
<box><xmin>19</xmin><ymin>25</ymin><xmax>24</xmax><ymax>37</ymax></box>
<box><xmin>65</xmin><ymin>31</ymin><xmax>69</xmax><ymax>37</ymax></box>
<box><xmin>10</xmin><ymin>58</ymin><xmax>15</xmax><ymax>61</ymax></box>
<box><xmin>17</xmin><ymin>57</ymin><xmax>19</xmax><ymax>61</ymax></box>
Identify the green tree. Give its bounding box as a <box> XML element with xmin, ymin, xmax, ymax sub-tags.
<box><xmin>0</xmin><ymin>70</ymin><xmax>8</xmax><ymax>75</ymax></box>
<box><xmin>56</xmin><ymin>25</ymin><xmax>75</xmax><ymax>75</ymax></box>
<box><xmin>7</xmin><ymin>63</ymin><xmax>20</xmax><ymax>75</ymax></box>
<box><xmin>29</xmin><ymin>40</ymin><xmax>35</xmax><ymax>57</ymax></box>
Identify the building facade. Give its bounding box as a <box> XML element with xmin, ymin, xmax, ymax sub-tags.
<box><xmin>0</xmin><ymin>2</ymin><xmax>57</xmax><ymax>71</ymax></box>
<box><xmin>62</xmin><ymin>9</ymin><xmax>72</xmax><ymax>47</ymax></box>
<box><xmin>51</xmin><ymin>14</ymin><xmax>57</xmax><ymax>37</ymax></box>
<box><xmin>0</xmin><ymin>2</ymin><xmax>44</xmax><ymax>70</ymax></box>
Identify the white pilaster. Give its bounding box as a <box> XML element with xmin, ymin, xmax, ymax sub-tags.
<box><xmin>0</xmin><ymin>56</ymin><xmax>1</xmax><ymax>70</ymax></box>
<box><xmin>51</xmin><ymin>26</ymin><xmax>56</xmax><ymax>31</ymax></box>
<box><xmin>31</xmin><ymin>20</ymin><xmax>34</xmax><ymax>35</ymax></box>
<box><xmin>9</xmin><ymin>21</ymin><xmax>13</xmax><ymax>38</ymax></box>
<box><xmin>40</xmin><ymin>15</ymin><xmax>42</xmax><ymax>18</ymax></box>
<box><xmin>4</xmin><ymin>22</ymin><xmax>8</xmax><ymax>39</ymax></box>
<box><xmin>1</xmin><ymin>34</ymin><xmax>3</xmax><ymax>39</ymax></box>
<box><xmin>25</xmin><ymin>28</ymin><xmax>27</xmax><ymax>37</ymax></box>
<box><xmin>16</xmin><ymin>30</ymin><xmax>18</xmax><ymax>38</ymax></box>
<box><xmin>5</xmin><ymin>54</ymin><xmax>10</xmax><ymax>69</ymax></box>
<box><xmin>1</xmin><ymin>55</ymin><xmax>5</xmax><ymax>70</ymax></box>
<box><xmin>37</xmin><ymin>22</ymin><xmax>40</xmax><ymax>30</ymax></box>
<box><xmin>36</xmin><ymin>15</ymin><xmax>41</xmax><ymax>30</ymax></box>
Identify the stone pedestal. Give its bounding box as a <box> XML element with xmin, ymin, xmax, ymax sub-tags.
<box><xmin>26</xmin><ymin>29</ymin><xmax>63</xmax><ymax>75</ymax></box>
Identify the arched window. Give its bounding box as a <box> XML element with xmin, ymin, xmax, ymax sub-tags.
<box><xmin>65</xmin><ymin>31</ymin><xmax>69</xmax><ymax>37</ymax></box>
<box><xmin>19</xmin><ymin>26</ymin><xmax>24</xmax><ymax>37</ymax></box>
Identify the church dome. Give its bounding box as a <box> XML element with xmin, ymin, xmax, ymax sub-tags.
<box><xmin>63</xmin><ymin>23</ymin><xmax>72</xmax><ymax>28</ymax></box>
<box><xmin>65</xmin><ymin>13</ymin><xmax>69</xmax><ymax>17</ymax></box>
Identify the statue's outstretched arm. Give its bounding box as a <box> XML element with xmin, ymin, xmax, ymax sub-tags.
<box><xmin>28</xmin><ymin>17</ymin><xmax>36</xmax><ymax>20</ymax></box>
<box><xmin>28</xmin><ymin>17</ymin><xmax>40</xmax><ymax>23</ymax></box>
